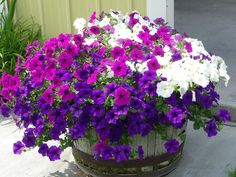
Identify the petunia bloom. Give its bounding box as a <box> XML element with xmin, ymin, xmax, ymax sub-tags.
<box><xmin>114</xmin><ymin>87</ymin><xmax>130</xmax><ymax>106</ymax></box>
<box><xmin>47</xmin><ymin>146</ymin><xmax>62</xmax><ymax>161</ymax></box>
<box><xmin>111</xmin><ymin>61</ymin><xmax>127</xmax><ymax>77</ymax></box>
<box><xmin>58</xmin><ymin>84</ymin><xmax>75</xmax><ymax>102</ymax></box>
<box><xmin>13</xmin><ymin>141</ymin><xmax>25</xmax><ymax>155</ymax></box>
<box><xmin>164</xmin><ymin>139</ymin><xmax>180</xmax><ymax>154</ymax></box>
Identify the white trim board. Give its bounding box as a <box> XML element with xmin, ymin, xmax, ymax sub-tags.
<box><xmin>146</xmin><ymin>0</ymin><xmax>174</xmax><ymax>27</ymax></box>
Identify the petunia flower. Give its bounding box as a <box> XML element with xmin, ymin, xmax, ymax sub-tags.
<box><xmin>114</xmin><ymin>87</ymin><xmax>130</xmax><ymax>106</ymax></box>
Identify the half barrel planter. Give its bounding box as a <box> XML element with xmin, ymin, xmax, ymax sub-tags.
<box><xmin>73</xmin><ymin>122</ymin><xmax>187</xmax><ymax>177</ymax></box>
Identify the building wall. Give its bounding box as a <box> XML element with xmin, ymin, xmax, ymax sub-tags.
<box><xmin>14</xmin><ymin>0</ymin><xmax>146</xmax><ymax>38</ymax></box>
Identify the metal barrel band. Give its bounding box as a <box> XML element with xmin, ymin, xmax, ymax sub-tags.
<box><xmin>75</xmin><ymin>154</ymin><xmax>182</xmax><ymax>177</ymax></box>
<box><xmin>72</xmin><ymin>142</ymin><xmax>184</xmax><ymax>169</ymax></box>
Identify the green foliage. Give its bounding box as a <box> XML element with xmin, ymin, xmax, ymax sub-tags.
<box><xmin>228</xmin><ymin>168</ymin><xmax>236</xmax><ymax>177</ymax></box>
<box><xmin>156</xmin><ymin>97</ymin><xmax>170</xmax><ymax>113</ymax></box>
<box><xmin>0</xmin><ymin>0</ymin><xmax>42</xmax><ymax>76</ymax></box>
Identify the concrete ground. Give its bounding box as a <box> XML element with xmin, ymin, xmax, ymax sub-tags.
<box><xmin>175</xmin><ymin>0</ymin><xmax>236</xmax><ymax>107</ymax></box>
<box><xmin>1</xmin><ymin>119</ymin><xmax>236</xmax><ymax>177</ymax></box>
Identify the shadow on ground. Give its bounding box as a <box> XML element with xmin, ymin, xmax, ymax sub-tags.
<box><xmin>46</xmin><ymin>160</ymin><xmax>88</xmax><ymax>177</ymax></box>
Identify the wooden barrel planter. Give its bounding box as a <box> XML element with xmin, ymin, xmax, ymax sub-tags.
<box><xmin>72</xmin><ymin>122</ymin><xmax>187</xmax><ymax>177</ymax></box>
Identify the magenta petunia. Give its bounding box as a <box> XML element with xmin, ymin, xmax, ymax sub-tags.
<box><xmin>58</xmin><ymin>52</ymin><xmax>73</xmax><ymax>69</ymax></box>
<box><xmin>137</xmin><ymin>31</ymin><xmax>150</xmax><ymax>42</ymax></box>
<box><xmin>114</xmin><ymin>87</ymin><xmax>130</xmax><ymax>106</ymax></box>
<box><xmin>45</xmin><ymin>69</ymin><xmax>56</xmax><ymax>81</ymax></box>
<box><xmin>51</xmin><ymin>76</ymin><xmax>62</xmax><ymax>89</ymax></box>
<box><xmin>130</xmin><ymin>48</ymin><xmax>143</xmax><ymax>60</ymax></box>
<box><xmin>90</xmin><ymin>26</ymin><xmax>100</xmax><ymax>35</ymax></box>
<box><xmin>110</xmin><ymin>46</ymin><xmax>125</xmax><ymax>59</ymax></box>
<box><xmin>0</xmin><ymin>89</ymin><xmax>11</xmax><ymax>100</ymax></box>
<box><xmin>111</xmin><ymin>61</ymin><xmax>127</xmax><ymax>77</ymax></box>
<box><xmin>153</xmin><ymin>46</ymin><xmax>164</xmax><ymax>57</ymax></box>
<box><xmin>74</xmin><ymin>68</ymin><xmax>82</xmax><ymax>81</ymax></box>
<box><xmin>0</xmin><ymin>72</ymin><xmax>20</xmax><ymax>91</ymax></box>
<box><xmin>32</xmin><ymin>68</ymin><xmax>44</xmax><ymax>83</ymax></box>
<box><xmin>87</xmin><ymin>72</ymin><xmax>98</xmax><ymax>84</ymax></box>
<box><xmin>28</xmin><ymin>58</ymin><xmax>43</xmax><ymax>71</ymax></box>
<box><xmin>65</xmin><ymin>43</ymin><xmax>79</xmax><ymax>57</ymax></box>
<box><xmin>0</xmin><ymin>74</ymin><xmax>21</xmax><ymax>92</ymax></box>
<box><xmin>73</xmin><ymin>34</ymin><xmax>84</xmax><ymax>46</ymax></box>
<box><xmin>89</xmin><ymin>11</ymin><xmax>96</xmax><ymax>23</ymax></box>
<box><xmin>147</xmin><ymin>58</ymin><xmax>161</xmax><ymax>71</ymax></box>
<box><xmin>46</xmin><ymin>58</ymin><xmax>57</xmax><ymax>71</ymax></box>
<box><xmin>185</xmin><ymin>42</ymin><xmax>192</xmax><ymax>53</ymax></box>
<box><xmin>42</xmin><ymin>89</ymin><xmax>54</xmax><ymax>105</ymax></box>
<box><xmin>58</xmin><ymin>84</ymin><xmax>75</xmax><ymax>102</ymax></box>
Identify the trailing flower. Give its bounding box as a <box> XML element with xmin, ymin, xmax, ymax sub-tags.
<box><xmin>0</xmin><ymin>11</ymin><xmax>230</xmax><ymax>162</ymax></box>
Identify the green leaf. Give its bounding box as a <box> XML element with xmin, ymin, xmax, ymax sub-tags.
<box><xmin>4</xmin><ymin>0</ymin><xmax>17</xmax><ymax>31</ymax></box>
<box><xmin>217</xmin><ymin>124</ymin><xmax>224</xmax><ymax>131</ymax></box>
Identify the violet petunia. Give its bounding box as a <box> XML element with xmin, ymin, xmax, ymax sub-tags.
<box><xmin>47</xmin><ymin>146</ymin><xmax>62</xmax><ymax>161</ymax></box>
<box><xmin>164</xmin><ymin>139</ymin><xmax>180</xmax><ymax>154</ymax></box>
<box><xmin>13</xmin><ymin>141</ymin><xmax>25</xmax><ymax>155</ymax></box>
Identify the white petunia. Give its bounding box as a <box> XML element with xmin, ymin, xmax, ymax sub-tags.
<box><xmin>125</xmin><ymin>61</ymin><xmax>136</xmax><ymax>72</ymax></box>
<box><xmin>136</xmin><ymin>62</ymin><xmax>148</xmax><ymax>73</ymax></box>
<box><xmin>98</xmin><ymin>16</ymin><xmax>110</xmax><ymax>27</ymax></box>
<box><xmin>73</xmin><ymin>18</ymin><xmax>86</xmax><ymax>34</ymax></box>
<box><xmin>106</xmin><ymin>66</ymin><xmax>114</xmax><ymax>78</ymax></box>
<box><xmin>84</xmin><ymin>37</ymin><xmax>96</xmax><ymax>45</ymax></box>
<box><xmin>156</xmin><ymin>81</ymin><xmax>174</xmax><ymax>98</ymax></box>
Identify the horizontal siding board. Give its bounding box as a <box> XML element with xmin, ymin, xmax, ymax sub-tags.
<box><xmin>70</xmin><ymin>0</ymin><xmax>100</xmax><ymax>34</ymax></box>
<box><xmin>14</xmin><ymin>0</ymin><xmax>147</xmax><ymax>37</ymax></box>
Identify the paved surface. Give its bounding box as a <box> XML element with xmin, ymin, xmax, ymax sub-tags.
<box><xmin>175</xmin><ymin>0</ymin><xmax>236</xmax><ymax>107</ymax></box>
<box><xmin>0</xmin><ymin>118</ymin><xmax>236</xmax><ymax>177</ymax></box>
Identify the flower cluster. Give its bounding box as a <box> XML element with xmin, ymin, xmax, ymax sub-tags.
<box><xmin>0</xmin><ymin>11</ymin><xmax>230</xmax><ymax>162</ymax></box>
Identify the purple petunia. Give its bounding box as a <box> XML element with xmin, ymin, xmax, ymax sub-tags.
<box><xmin>200</xmin><ymin>95</ymin><xmax>213</xmax><ymax>109</ymax></box>
<box><xmin>172</xmin><ymin>53</ymin><xmax>182</xmax><ymax>61</ymax></box>
<box><xmin>105</xmin><ymin>110</ymin><xmax>119</xmax><ymax>124</ymax></box>
<box><xmin>205</xmin><ymin>120</ymin><xmax>218</xmax><ymax>137</ymax></box>
<box><xmin>22</xmin><ymin>132</ymin><xmax>36</xmax><ymax>148</ymax></box>
<box><xmin>217</xmin><ymin>109</ymin><xmax>231</xmax><ymax>122</ymax></box>
<box><xmin>1</xmin><ymin>104</ymin><xmax>11</xmax><ymax>117</ymax></box>
<box><xmin>38</xmin><ymin>143</ymin><xmax>49</xmax><ymax>157</ymax></box>
<box><xmin>113</xmin><ymin>145</ymin><xmax>131</xmax><ymax>163</ymax></box>
<box><xmin>143</xmin><ymin>70</ymin><xmax>157</xmax><ymax>81</ymax></box>
<box><xmin>50</xmin><ymin>127</ymin><xmax>61</xmax><ymax>140</ymax></box>
<box><xmin>13</xmin><ymin>141</ymin><xmax>25</xmax><ymax>154</ymax></box>
<box><xmin>101</xmin><ymin>146</ymin><xmax>113</xmax><ymax>160</ymax></box>
<box><xmin>167</xmin><ymin>107</ymin><xmax>183</xmax><ymax>125</ymax></box>
<box><xmin>164</xmin><ymin>139</ymin><xmax>180</xmax><ymax>154</ymax></box>
<box><xmin>47</xmin><ymin>146</ymin><xmax>62</xmax><ymax>161</ymax></box>
<box><xmin>182</xmin><ymin>91</ymin><xmax>193</xmax><ymax>106</ymax></box>
<box><xmin>105</xmin><ymin>82</ymin><xmax>118</xmax><ymax>95</ymax></box>
<box><xmin>137</xmin><ymin>146</ymin><xmax>144</xmax><ymax>160</ymax></box>
<box><xmin>130</xmin><ymin>97</ymin><xmax>143</xmax><ymax>110</ymax></box>
<box><xmin>92</xmin><ymin>90</ymin><xmax>105</xmax><ymax>104</ymax></box>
